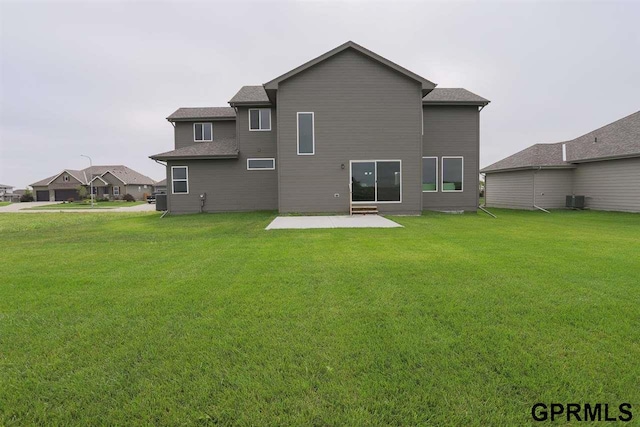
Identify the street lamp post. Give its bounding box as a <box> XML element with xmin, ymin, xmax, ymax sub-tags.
<box><xmin>80</xmin><ymin>154</ymin><xmax>94</xmax><ymax>207</ymax></box>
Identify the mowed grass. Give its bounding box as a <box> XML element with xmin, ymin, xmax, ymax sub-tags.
<box><xmin>0</xmin><ymin>210</ymin><xmax>638</xmax><ymax>426</ymax></box>
<box><xmin>25</xmin><ymin>201</ymin><xmax>145</xmax><ymax>210</ymax></box>
<box><xmin>0</xmin><ymin>202</ymin><xmax>11</xmax><ymax>207</ymax></box>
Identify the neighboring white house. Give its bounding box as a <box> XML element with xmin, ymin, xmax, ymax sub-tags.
<box><xmin>0</xmin><ymin>184</ymin><xmax>15</xmax><ymax>202</ymax></box>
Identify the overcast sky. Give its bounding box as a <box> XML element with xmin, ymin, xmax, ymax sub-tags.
<box><xmin>1</xmin><ymin>0</ymin><xmax>639</xmax><ymax>189</ymax></box>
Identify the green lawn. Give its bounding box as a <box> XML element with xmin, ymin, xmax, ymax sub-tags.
<box><xmin>1</xmin><ymin>210</ymin><xmax>638</xmax><ymax>425</ymax></box>
<box><xmin>25</xmin><ymin>201</ymin><xmax>145</xmax><ymax>210</ymax></box>
<box><xmin>0</xmin><ymin>201</ymin><xmax>11</xmax><ymax>207</ymax></box>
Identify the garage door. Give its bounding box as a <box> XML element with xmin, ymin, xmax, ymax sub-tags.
<box><xmin>55</xmin><ymin>189</ymin><xmax>80</xmax><ymax>201</ymax></box>
<box><xmin>36</xmin><ymin>190</ymin><xmax>50</xmax><ymax>201</ymax></box>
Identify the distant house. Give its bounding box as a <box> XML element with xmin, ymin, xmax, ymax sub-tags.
<box><xmin>150</xmin><ymin>41</ymin><xmax>490</xmax><ymax>215</ymax></box>
<box><xmin>30</xmin><ymin>165</ymin><xmax>157</xmax><ymax>202</ymax></box>
<box><xmin>0</xmin><ymin>184</ymin><xmax>14</xmax><ymax>201</ymax></box>
<box><xmin>481</xmin><ymin>111</ymin><xmax>640</xmax><ymax>212</ymax></box>
<box><xmin>154</xmin><ymin>179</ymin><xmax>167</xmax><ymax>194</ymax></box>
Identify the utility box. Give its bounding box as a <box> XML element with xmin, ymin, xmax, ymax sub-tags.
<box><xmin>566</xmin><ymin>195</ymin><xmax>585</xmax><ymax>209</ymax></box>
<box><xmin>156</xmin><ymin>194</ymin><xmax>167</xmax><ymax>211</ymax></box>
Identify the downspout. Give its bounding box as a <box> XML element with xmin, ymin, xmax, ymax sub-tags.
<box><xmin>533</xmin><ymin>166</ymin><xmax>550</xmax><ymax>213</ymax></box>
<box><xmin>478</xmin><ymin>172</ymin><xmax>496</xmax><ymax>218</ymax></box>
<box><xmin>153</xmin><ymin>159</ymin><xmax>169</xmax><ymax>216</ymax></box>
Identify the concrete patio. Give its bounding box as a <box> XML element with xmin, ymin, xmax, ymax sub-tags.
<box><xmin>265</xmin><ymin>215</ymin><xmax>402</xmax><ymax>230</ymax></box>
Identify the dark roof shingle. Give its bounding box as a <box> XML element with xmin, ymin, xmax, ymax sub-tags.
<box><xmin>423</xmin><ymin>88</ymin><xmax>489</xmax><ymax>105</ymax></box>
<box><xmin>229</xmin><ymin>86</ymin><xmax>270</xmax><ymax>105</ymax></box>
<box><xmin>166</xmin><ymin>107</ymin><xmax>236</xmax><ymax>121</ymax></box>
<box><xmin>150</xmin><ymin>137</ymin><xmax>239</xmax><ymax>160</ymax></box>
<box><xmin>481</xmin><ymin>143</ymin><xmax>571</xmax><ymax>173</ymax></box>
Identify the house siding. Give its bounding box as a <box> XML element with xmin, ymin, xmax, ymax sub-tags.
<box><xmin>485</xmin><ymin>170</ymin><xmax>534</xmax><ymax>209</ymax></box>
<box><xmin>533</xmin><ymin>169</ymin><xmax>574</xmax><ymax>209</ymax></box>
<box><xmin>422</xmin><ymin>106</ymin><xmax>480</xmax><ymax>211</ymax></box>
<box><xmin>573</xmin><ymin>157</ymin><xmax>640</xmax><ymax>212</ymax></box>
<box><xmin>174</xmin><ymin>120</ymin><xmax>236</xmax><ymax>150</ymax></box>
<box><xmin>276</xmin><ymin>48</ymin><xmax>423</xmax><ymax>214</ymax></box>
<box><xmin>166</xmin><ymin>159</ymin><xmax>277</xmax><ymax>214</ymax></box>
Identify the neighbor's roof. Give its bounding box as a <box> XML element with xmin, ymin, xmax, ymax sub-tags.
<box><xmin>150</xmin><ymin>137</ymin><xmax>239</xmax><ymax>160</ymax></box>
<box><xmin>229</xmin><ymin>86</ymin><xmax>271</xmax><ymax>106</ymax></box>
<box><xmin>31</xmin><ymin>166</ymin><xmax>156</xmax><ymax>186</ymax></box>
<box><xmin>155</xmin><ymin>178</ymin><xmax>166</xmax><ymax>186</ymax></box>
<box><xmin>423</xmin><ymin>88</ymin><xmax>489</xmax><ymax>105</ymax></box>
<box><xmin>481</xmin><ymin>143</ymin><xmax>572</xmax><ymax>173</ymax></box>
<box><xmin>166</xmin><ymin>107</ymin><xmax>236</xmax><ymax>121</ymax></box>
<box><xmin>482</xmin><ymin>110</ymin><xmax>640</xmax><ymax>173</ymax></box>
<box><xmin>263</xmin><ymin>41</ymin><xmax>436</xmax><ymax>94</ymax></box>
<box><xmin>0</xmin><ymin>184</ymin><xmax>14</xmax><ymax>189</ymax></box>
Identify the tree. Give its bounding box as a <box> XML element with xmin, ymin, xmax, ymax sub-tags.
<box><xmin>76</xmin><ymin>185</ymin><xmax>88</xmax><ymax>199</ymax></box>
<box><xmin>20</xmin><ymin>189</ymin><xmax>34</xmax><ymax>202</ymax></box>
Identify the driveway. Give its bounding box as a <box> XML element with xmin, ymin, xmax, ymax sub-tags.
<box><xmin>0</xmin><ymin>202</ymin><xmax>157</xmax><ymax>213</ymax></box>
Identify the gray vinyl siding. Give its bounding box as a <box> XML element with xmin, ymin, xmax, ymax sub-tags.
<box><xmin>485</xmin><ymin>170</ymin><xmax>534</xmax><ymax>209</ymax></box>
<box><xmin>174</xmin><ymin>120</ymin><xmax>236</xmax><ymax>150</ymax></box>
<box><xmin>123</xmin><ymin>185</ymin><xmax>152</xmax><ymax>201</ymax></box>
<box><xmin>422</xmin><ymin>106</ymin><xmax>480</xmax><ymax>211</ymax></box>
<box><xmin>573</xmin><ymin>157</ymin><xmax>640</xmax><ymax>212</ymax></box>
<box><xmin>533</xmin><ymin>169</ymin><xmax>574</xmax><ymax>209</ymax></box>
<box><xmin>276</xmin><ymin>48</ymin><xmax>423</xmax><ymax>214</ymax></box>
<box><xmin>166</xmin><ymin>159</ymin><xmax>277</xmax><ymax>214</ymax></box>
<box><xmin>166</xmin><ymin>108</ymin><xmax>277</xmax><ymax>214</ymax></box>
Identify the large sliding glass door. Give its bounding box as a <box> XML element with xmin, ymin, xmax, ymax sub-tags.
<box><xmin>350</xmin><ymin>160</ymin><xmax>401</xmax><ymax>203</ymax></box>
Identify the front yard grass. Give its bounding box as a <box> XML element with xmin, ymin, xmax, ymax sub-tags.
<box><xmin>25</xmin><ymin>200</ymin><xmax>145</xmax><ymax>210</ymax></box>
<box><xmin>0</xmin><ymin>201</ymin><xmax>11</xmax><ymax>207</ymax></box>
<box><xmin>0</xmin><ymin>210</ymin><xmax>638</xmax><ymax>425</ymax></box>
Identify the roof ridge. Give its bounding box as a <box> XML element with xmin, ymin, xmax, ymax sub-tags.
<box><xmin>569</xmin><ymin>110</ymin><xmax>640</xmax><ymax>142</ymax></box>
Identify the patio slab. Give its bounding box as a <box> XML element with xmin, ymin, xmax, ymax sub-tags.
<box><xmin>265</xmin><ymin>215</ymin><xmax>402</xmax><ymax>230</ymax></box>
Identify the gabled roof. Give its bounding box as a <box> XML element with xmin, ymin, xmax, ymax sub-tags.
<box><xmin>150</xmin><ymin>137</ymin><xmax>239</xmax><ymax>160</ymax></box>
<box><xmin>31</xmin><ymin>166</ymin><xmax>156</xmax><ymax>186</ymax></box>
<box><xmin>263</xmin><ymin>41</ymin><xmax>437</xmax><ymax>95</ymax></box>
<box><xmin>229</xmin><ymin>86</ymin><xmax>271</xmax><ymax>106</ymax></box>
<box><xmin>89</xmin><ymin>175</ymin><xmax>109</xmax><ymax>185</ymax></box>
<box><xmin>155</xmin><ymin>178</ymin><xmax>167</xmax><ymax>186</ymax></box>
<box><xmin>482</xmin><ymin>110</ymin><xmax>640</xmax><ymax>173</ymax></box>
<box><xmin>423</xmin><ymin>88</ymin><xmax>489</xmax><ymax>106</ymax></box>
<box><xmin>166</xmin><ymin>107</ymin><xmax>236</xmax><ymax>122</ymax></box>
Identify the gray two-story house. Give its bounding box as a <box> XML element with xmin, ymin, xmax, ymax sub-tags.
<box><xmin>151</xmin><ymin>41</ymin><xmax>489</xmax><ymax>215</ymax></box>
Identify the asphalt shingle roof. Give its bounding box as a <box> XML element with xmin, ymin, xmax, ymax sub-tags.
<box><xmin>482</xmin><ymin>111</ymin><xmax>640</xmax><ymax>173</ymax></box>
<box><xmin>423</xmin><ymin>88</ymin><xmax>489</xmax><ymax>105</ymax></box>
<box><xmin>30</xmin><ymin>166</ymin><xmax>156</xmax><ymax>186</ymax></box>
<box><xmin>229</xmin><ymin>86</ymin><xmax>271</xmax><ymax>105</ymax></box>
<box><xmin>150</xmin><ymin>137</ymin><xmax>239</xmax><ymax>160</ymax></box>
<box><xmin>166</xmin><ymin>107</ymin><xmax>236</xmax><ymax>121</ymax></box>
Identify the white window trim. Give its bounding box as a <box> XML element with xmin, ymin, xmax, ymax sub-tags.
<box><xmin>422</xmin><ymin>156</ymin><xmax>438</xmax><ymax>193</ymax></box>
<box><xmin>349</xmin><ymin>160</ymin><xmax>402</xmax><ymax>204</ymax></box>
<box><xmin>193</xmin><ymin>123</ymin><xmax>213</xmax><ymax>142</ymax></box>
<box><xmin>246</xmin><ymin>158</ymin><xmax>276</xmax><ymax>170</ymax></box>
<box><xmin>296</xmin><ymin>112</ymin><xmax>315</xmax><ymax>155</ymax></box>
<box><xmin>441</xmin><ymin>156</ymin><xmax>464</xmax><ymax>192</ymax></box>
<box><xmin>113</xmin><ymin>186</ymin><xmax>120</xmax><ymax>196</ymax></box>
<box><xmin>171</xmin><ymin>166</ymin><xmax>189</xmax><ymax>195</ymax></box>
<box><xmin>248</xmin><ymin>109</ymin><xmax>271</xmax><ymax>132</ymax></box>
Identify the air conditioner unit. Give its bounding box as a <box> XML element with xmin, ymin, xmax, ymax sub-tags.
<box><xmin>566</xmin><ymin>195</ymin><xmax>585</xmax><ymax>209</ymax></box>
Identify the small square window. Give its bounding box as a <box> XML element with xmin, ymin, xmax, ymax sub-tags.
<box><xmin>194</xmin><ymin>123</ymin><xmax>213</xmax><ymax>142</ymax></box>
<box><xmin>249</xmin><ymin>109</ymin><xmax>271</xmax><ymax>131</ymax></box>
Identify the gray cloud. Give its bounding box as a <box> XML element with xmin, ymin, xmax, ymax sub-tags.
<box><xmin>2</xmin><ymin>1</ymin><xmax>639</xmax><ymax>188</ymax></box>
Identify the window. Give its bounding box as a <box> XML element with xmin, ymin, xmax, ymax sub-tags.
<box><xmin>92</xmin><ymin>187</ymin><xmax>98</xmax><ymax>195</ymax></box>
<box><xmin>172</xmin><ymin>166</ymin><xmax>188</xmax><ymax>194</ymax></box>
<box><xmin>247</xmin><ymin>158</ymin><xmax>276</xmax><ymax>170</ymax></box>
<box><xmin>103</xmin><ymin>188</ymin><xmax>110</xmax><ymax>195</ymax></box>
<box><xmin>249</xmin><ymin>109</ymin><xmax>271</xmax><ymax>131</ymax></box>
<box><xmin>113</xmin><ymin>186</ymin><xmax>120</xmax><ymax>196</ymax></box>
<box><xmin>351</xmin><ymin>160</ymin><xmax>401</xmax><ymax>203</ymax></box>
<box><xmin>442</xmin><ymin>157</ymin><xmax>463</xmax><ymax>192</ymax></box>
<box><xmin>297</xmin><ymin>112</ymin><xmax>314</xmax><ymax>155</ymax></box>
<box><xmin>63</xmin><ymin>175</ymin><xmax>69</xmax><ymax>182</ymax></box>
<box><xmin>194</xmin><ymin>123</ymin><xmax>213</xmax><ymax>142</ymax></box>
<box><xmin>422</xmin><ymin>157</ymin><xmax>438</xmax><ymax>192</ymax></box>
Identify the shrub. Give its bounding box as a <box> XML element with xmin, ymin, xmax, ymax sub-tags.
<box><xmin>122</xmin><ymin>194</ymin><xmax>136</xmax><ymax>202</ymax></box>
<box><xmin>20</xmin><ymin>191</ymin><xmax>34</xmax><ymax>202</ymax></box>
<box><xmin>66</xmin><ymin>197</ymin><xmax>75</xmax><ymax>203</ymax></box>
<box><xmin>96</xmin><ymin>197</ymin><xmax>109</xmax><ymax>202</ymax></box>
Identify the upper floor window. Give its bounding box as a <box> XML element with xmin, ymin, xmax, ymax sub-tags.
<box><xmin>442</xmin><ymin>157</ymin><xmax>463</xmax><ymax>192</ymax></box>
<box><xmin>422</xmin><ymin>157</ymin><xmax>438</xmax><ymax>192</ymax></box>
<box><xmin>63</xmin><ymin>175</ymin><xmax>70</xmax><ymax>182</ymax></box>
<box><xmin>297</xmin><ymin>112</ymin><xmax>315</xmax><ymax>155</ymax></box>
<box><xmin>194</xmin><ymin>123</ymin><xmax>212</xmax><ymax>142</ymax></box>
<box><xmin>249</xmin><ymin>109</ymin><xmax>271</xmax><ymax>131</ymax></box>
<box><xmin>172</xmin><ymin>166</ymin><xmax>189</xmax><ymax>194</ymax></box>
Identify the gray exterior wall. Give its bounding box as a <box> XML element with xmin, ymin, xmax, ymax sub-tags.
<box><xmin>166</xmin><ymin>159</ymin><xmax>277</xmax><ymax>213</ymax></box>
<box><xmin>174</xmin><ymin>120</ymin><xmax>236</xmax><ymax>150</ymax></box>
<box><xmin>533</xmin><ymin>169</ymin><xmax>574</xmax><ymax>209</ymax></box>
<box><xmin>276</xmin><ymin>48</ymin><xmax>423</xmax><ymax>214</ymax></box>
<box><xmin>422</xmin><ymin>106</ymin><xmax>480</xmax><ymax>211</ymax></box>
<box><xmin>485</xmin><ymin>170</ymin><xmax>534</xmax><ymax>209</ymax></box>
<box><xmin>573</xmin><ymin>157</ymin><xmax>640</xmax><ymax>212</ymax></box>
